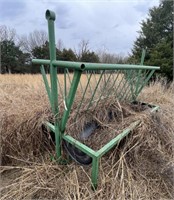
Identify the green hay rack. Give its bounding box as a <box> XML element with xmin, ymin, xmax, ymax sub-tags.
<box><xmin>32</xmin><ymin>10</ymin><xmax>160</xmax><ymax>189</ymax></box>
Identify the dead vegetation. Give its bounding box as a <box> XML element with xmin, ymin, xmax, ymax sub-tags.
<box><xmin>66</xmin><ymin>99</ymin><xmax>154</xmax><ymax>150</ymax></box>
<box><xmin>0</xmin><ymin>74</ymin><xmax>174</xmax><ymax>199</ymax></box>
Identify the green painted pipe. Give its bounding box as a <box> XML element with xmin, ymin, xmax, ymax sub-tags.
<box><xmin>46</xmin><ymin>9</ymin><xmax>61</xmax><ymax>159</ymax></box>
<box><xmin>32</xmin><ymin>59</ymin><xmax>85</xmax><ymax>71</ymax></box>
<box><xmin>46</xmin><ymin>9</ymin><xmax>56</xmax><ymax>21</ymax></box>
<box><xmin>32</xmin><ymin>58</ymin><xmax>160</xmax><ymax>71</ymax></box>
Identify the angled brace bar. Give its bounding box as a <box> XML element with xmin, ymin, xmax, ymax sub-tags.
<box><xmin>40</xmin><ymin>65</ymin><xmax>52</xmax><ymax>107</ymax></box>
<box><xmin>60</xmin><ymin>70</ymin><xmax>82</xmax><ymax>132</ymax></box>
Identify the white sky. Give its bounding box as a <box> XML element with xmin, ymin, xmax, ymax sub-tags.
<box><xmin>0</xmin><ymin>0</ymin><xmax>160</xmax><ymax>55</ymax></box>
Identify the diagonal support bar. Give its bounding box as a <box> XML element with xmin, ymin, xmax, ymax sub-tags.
<box><xmin>60</xmin><ymin>70</ymin><xmax>82</xmax><ymax>132</ymax></box>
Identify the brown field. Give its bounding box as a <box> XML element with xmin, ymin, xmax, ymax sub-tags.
<box><xmin>0</xmin><ymin>74</ymin><xmax>174</xmax><ymax>199</ymax></box>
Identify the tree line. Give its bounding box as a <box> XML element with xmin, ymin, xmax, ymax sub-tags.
<box><xmin>0</xmin><ymin>28</ymin><xmax>128</xmax><ymax>74</ymax></box>
<box><xmin>0</xmin><ymin>0</ymin><xmax>173</xmax><ymax>80</ymax></box>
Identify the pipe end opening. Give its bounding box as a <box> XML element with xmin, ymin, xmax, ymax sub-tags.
<box><xmin>45</xmin><ymin>10</ymin><xmax>56</xmax><ymax>21</ymax></box>
<box><xmin>81</xmin><ymin>64</ymin><xmax>85</xmax><ymax>71</ymax></box>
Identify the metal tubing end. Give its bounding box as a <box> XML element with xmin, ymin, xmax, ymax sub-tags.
<box><xmin>45</xmin><ymin>10</ymin><xmax>56</xmax><ymax>21</ymax></box>
<box><xmin>81</xmin><ymin>64</ymin><xmax>85</xmax><ymax>71</ymax></box>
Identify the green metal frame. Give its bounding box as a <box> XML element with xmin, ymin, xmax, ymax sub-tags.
<box><xmin>32</xmin><ymin>10</ymin><xmax>160</xmax><ymax>189</ymax></box>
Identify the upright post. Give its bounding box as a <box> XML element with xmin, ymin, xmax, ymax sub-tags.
<box><xmin>91</xmin><ymin>156</ymin><xmax>100</xmax><ymax>190</ymax></box>
<box><xmin>140</xmin><ymin>48</ymin><xmax>146</xmax><ymax>65</ymax></box>
<box><xmin>45</xmin><ymin>10</ymin><xmax>61</xmax><ymax>159</ymax></box>
<box><xmin>135</xmin><ymin>48</ymin><xmax>146</xmax><ymax>97</ymax></box>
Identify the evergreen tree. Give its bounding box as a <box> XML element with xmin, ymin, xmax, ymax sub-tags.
<box><xmin>61</xmin><ymin>48</ymin><xmax>77</xmax><ymax>61</ymax></box>
<box><xmin>1</xmin><ymin>40</ymin><xmax>30</xmax><ymax>73</ymax></box>
<box><xmin>80</xmin><ymin>51</ymin><xmax>99</xmax><ymax>63</ymax></box>
<box><xmin>130</xmin><ymin>0</ymin><xmax>173</xmax><ymax>80</ymax></box>
<box><xmin>32</xmin><ymin>41</ymin><xmax>55</xmax><ymax>73</ymax></box>
<box><xmin>32</xmin><ymin>41</ymin><xmax>50</xmax><ymax>60</ymax></box>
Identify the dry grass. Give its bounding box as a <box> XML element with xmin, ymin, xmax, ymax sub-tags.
<box><xmin>66</xmin><ymin>98</ymin><xmax>153</xmax><ymax>150</ymax></box>
<box><xmin>0</xmin><ymin>74</ymin><xmax>174</xmax><ymax>199</ymax></box>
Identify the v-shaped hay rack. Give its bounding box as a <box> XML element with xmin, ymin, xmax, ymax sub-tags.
<box><xmin>32</xmin><ymin>10</ymin><xmax>160</xmax><ymax>189</ymax></box>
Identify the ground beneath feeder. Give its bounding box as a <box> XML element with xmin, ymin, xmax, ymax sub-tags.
<box><xmin>66</xmin><ymin>101</ymin><xmax>152</xmax><ymax>151</ymax></box>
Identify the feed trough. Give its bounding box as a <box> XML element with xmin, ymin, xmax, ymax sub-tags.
<box><xmin>32</xmin><ymin>10</ymin><xmax>160</xmax><ymax>189</ymax></box>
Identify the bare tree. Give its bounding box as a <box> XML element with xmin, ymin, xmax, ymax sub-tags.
<box><xmin>74</xmin><ymin>39</ymin><xmax>90</xmax><ymax>60</ymax></box>
<box><xmin>0</xmin><ymin>25</ymin><xmax>17</xmax><ymax>74</ymax></box>
<box><xmin>19</xmin><ymin>30</ymin><xmax>48</xmax><ymax>53</ymax></box>
<box><xmin>56</xmin><ymin>39</ymin><xmax>64</xmax><ymax>51</ymax></box>
<box><xmin>0</xmin><ymin>25</ymin><xmax>17</xmax><ymax>42</ymax></box>
<box><xmin>98</xmin><ymin>49</ymin><xmax>128</xmax><ymax>64</ymax></box>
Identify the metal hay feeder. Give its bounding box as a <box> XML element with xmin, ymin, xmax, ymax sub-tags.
<box><xmin>32</xmin><ymin>10</ymin><xmax>160</xmax><ymax>189</ymax></box>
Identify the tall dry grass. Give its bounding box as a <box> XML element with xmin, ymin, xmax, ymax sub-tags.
<box><xmin>0</xmin><ymin>74</ymin><xmax>174</xmax><ymax>199</ymax></box>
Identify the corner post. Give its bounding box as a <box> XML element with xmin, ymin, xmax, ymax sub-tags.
<box><xmin>45</xmin><ymin>10</ymin><xmax>61</xmax><ymax>159</ymax></box>
<box><xmin>91</xmin><ymin>156</ymin><xmax>100</xmax><ymax>190</ymax></box>
<box><xmin>135</xmin><ymin>48</ymin><xmax>146</xmax><ymax>98</ymax></box>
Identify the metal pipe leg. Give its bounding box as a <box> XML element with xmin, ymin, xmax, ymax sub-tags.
<box><xmin>55</xmin><ymin>125</ymin><xmax>61</xmax><ymax>159</ymax></box>
<box><xmin>91</xmin><ymin>156</ymin><xmax>99</xmax><ymax>190</ymax></box>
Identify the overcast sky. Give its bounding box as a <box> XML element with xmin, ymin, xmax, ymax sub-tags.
<box><xmin>0</xmin><ymin>0</ymin><xmax>160</xmax><ymax>55</ymax></box>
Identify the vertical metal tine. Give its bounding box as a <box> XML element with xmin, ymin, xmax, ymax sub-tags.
<box><xmin>64</xmin><ymin>69</ymin><xmax>67</xmax><ymax>109</ymax></box>
<box><xmin>57</xmin><ymin>73</ymin><xmax>63</xmax><ymax>99</ymax></box>
<box><xmin>131</xmin><ymin>70</ymin><xmax>138</xmax><ymax>100</ymax></box>
<box><xmin>131</xmin><ymin>69</ymin><xmax>148</xmax><ymax>100</ymax></box>
<box><xmin>93</xmin><ymin>71</ymin><xmax>113</xmax><ymax>110</ymax></box>
<box><xmin>64</xmin><ymin>69</ymin><xmax>67</xmax><ymax>97</ymax></box>
<box><xmin>85</xmin><ymin>71</ymin><xmax>93</xmax><ymax>96</ymax></box>
<box><xmin>126</xmin><ymin>73</ymin><xmax>138</xmax><ymax>101</ymax></box>
<box><xmin>79</xmin><ymin>79</ymin><xmax>84</xmax><ymax>94</ymax></box>
<box><xmin>128</xmin><ymin>70</ymin><xmax>138</xmax><ymax>101</ymax></box>
<box><xmin>136</xmin><ymin>69</ymin><xmax>155</xmax><ymax>96</ymax></box>
<box><xmin>87</xmin><ymin>70</ymin><xmax>105</xmax><ymax>110</ymax></box>
<box><xmin>135</xmin><ymin>49</ymin><xmax>146</xmax><ymax>96</ymax></box>
<box><xmin>74</xmin><ymin>73</ymin><xmax>93</xmax><ymax>122</ymax></box>
<box><xmin>126</xmin><ymin>69</ymin><xmax>144</xmax><ymax>101</ymax></box>
<box><xmin>112</xmin><ymin>70</ymin><xmax>126</xmax><ymax>99</ymax></box>
<box><xmin>118</xmin><ymin>70</ymin><xmax>132</xmax><ymax>101</ymax></box>
<box><xmin>40</xmin><ymin>65</ymin><xmax>52</xmax><ymax>107</ymax></box>
<box><xmin>120</xmin><ymin>70</ymin><xmax>136</xmax><ymax>101</ymax></box>
<box><xmin>60</xmin><ymin>70</ymin><xmax>82</xmax><ymax>132</ymax></box>
<box><xmin>116</xmin><ymin>70</ymin><xmax>130</xmax><ymax>100</ymax></box>
<box><xmin>99</xmin><ymin>70</ymin><xmax>121</xmax><ymax>104</ymax></box>
<box><xmin>123</xmin><ymin>71</ymin><xmax>135</xmax><ymax>101</ymax></box>
<box><xmin>66</xmin><ymin>68</ymin><xmax>72</xmax><ymax>85</ymax></box>
<box><xmin>93</xmin><ymin>71</ymin><xmax>99</xmax><ymax>86</ymax></box>
<box><xmin>135</xmin><ymin>69</ymin><xmax>142</xmax><ymax>97</ymax></box>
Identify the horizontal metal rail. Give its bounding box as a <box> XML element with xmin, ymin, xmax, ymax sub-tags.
<box><xmin>32</xmin><ymin>59</ymin><xmax>160</xmax><ymax>71</ymax></box>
